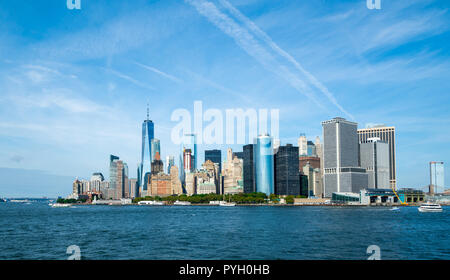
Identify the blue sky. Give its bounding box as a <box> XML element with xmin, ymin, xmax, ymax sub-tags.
<box><xmin>0</xmin><ymin>0</ymin><xmax>449</xmax><ymax>197</ymax></box>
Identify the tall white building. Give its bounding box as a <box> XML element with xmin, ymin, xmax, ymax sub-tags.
<box><xmin>298</xmin><ymin>134</ymin><xmax>307</xmax><ymax>156</ymax></box>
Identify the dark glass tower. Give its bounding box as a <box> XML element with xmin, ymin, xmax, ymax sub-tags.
<box><xmin>140</xmin><ymin>106</ymin><xmax>154</xmax><ymax>190</ymax></box>
<box><xmin>205</xmin><ymin>149</ymin><xmax>221</xmax><ymax>174</ymax></box>
<box><xmin>274</xmin><ymin>144</ymin><xmax>300</xmax><ymax>195</ymax></box>
<box><xmin>243</xmin><ymin>144</ymin><xmax>255</xmax><ymax>193</ymax></box>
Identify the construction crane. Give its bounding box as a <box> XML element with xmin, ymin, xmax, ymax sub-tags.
<box><xmin>391</xmin><ymin>187</ymin><xmax>408</xmax><ymax>205</ymax></box>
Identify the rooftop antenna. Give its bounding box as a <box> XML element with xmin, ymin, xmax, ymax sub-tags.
<box><xmin>146</xmin><ymin>102</ymin><xmax>149</xmax><ymax>120</ymax></box>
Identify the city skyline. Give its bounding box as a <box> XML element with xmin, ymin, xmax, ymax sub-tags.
<box><xmin>1</xmin><ymin>0</ymin><xmax>450</xmax><ymax>197</ymax></box>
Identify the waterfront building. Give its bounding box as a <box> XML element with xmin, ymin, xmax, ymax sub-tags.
<box><xmin>274</xmin><ymin>144</ymin><xmax>301</xmax><ymax>196</ymax></box>
<box><xmin>89</xmin><ymin>173</ymin><xmax>104</xmax><ymax>193</ymax></box>
<box><xmin>298</xmin><ymin>134</ymin><xmax>307</xmax><ymax>156</ymax></box>
<box><xmin>223</xmin><ymin>149</ymin><xmax>244</xmax><ymax>194</ymax></box>
<box><xmin>397</xmin><ymin>188</ymin><xmax>425</xmax><ymax>204</ymax></box>
<box><xmin>170</xmin><ymin>165</ymin><xmax>183</xmax><ymax>195</ymax></box>
<box><xmin>429</xmin><ymin>161</ymin><xmax>444</xmax><ymax>194</ymax></box>
<box><xmin>359</xmin><ymin>189</ymin><xmax>399</xmax><ymax>205</ymax></box>
<box><xmin>201</xmin><ymin>160</ymin><xmax>220</xmax><ymax>194</ymax></box>
<box><xmin>357</xmin><ymin>125</ymin><xmax>396</xmax><ymax>189</ymax></box>
<box><xmin>129</xmin><ymin>178</ymin><xmax>138</xmax><ymax>198</ymax></box>
<box><xmin>359</xmin><ymin>138</ymin><xmax>390</xmax><ymax>189</ymax></box>
<box><xmin>185</xmin><ymin>172</ymin><xmax>196</xmax><ymax>195</ymax></box>
<box><xmin>243</xmin><ymin>144</ymin><xmax>255</xmax><ymax>193</ymax></box>
<box><xmin>302</xmin><ymin>162</ymin><xmax>322</xmax><ymax>197</ymax></box>
<box><xmin>139</xmin><ymin>106</ymin><xmax>154</xmax><ymax>190</ymax></box>
<box><xmin>322</xmin><ymin>117</ymin><xmax>368</xmax><ymax>197</ymax></box>
<box><xmin>300</xmin><ymin>174</ymin><xmax>308</xmax><ymax>197</ymax></box>
<box><xmin>255</xmin><ymin>134</ymin><xmax>275</xmax><ymax>196</ymax></box>
<box><xmin>123</xmin><ymin>163</ymin><xmax>129</xmax><ymax>198</ymax></box>
<box><xmin>150</xmin><ymin>173</ymin><xmax>172</xmax><ymax>197</ymax></box>
<box><xmin>72</xmin><ymin>178</ymin><xmax>82</xmax><ymax>196</ymax></box>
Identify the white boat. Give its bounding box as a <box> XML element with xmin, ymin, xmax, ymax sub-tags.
<box><xmin>49</xmin><ymin>203</ymin><xmax>71</xmax><ymax>208</ymax></box>
<box><xmin>390</xmin><ymin>207</ymin><xmax>400</xmax><ymax>211</ymax></box>
<box><xmin>173</xmin><ymin>200</ymin><xmax>191</xmax><ymax>206</ymax></box>
<box><xmin>138</xmin><ymin>200</ymin><xmax>164</xmax><ymax>206</ymax></box>
<box><xmin>219</xmin><ymin>201</ymin><xmax>236</xmax><ymax>207</ymax></box>
<box><xmin>418</xmin><ymin>202</ymin><xmax>443</xmax><ymax>212</ymax></box>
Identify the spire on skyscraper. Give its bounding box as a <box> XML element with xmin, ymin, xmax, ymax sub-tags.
<box><xmin>146</xmin><ymin>102</ymin><xmax>149</xmax><ymax>120</ymax></box>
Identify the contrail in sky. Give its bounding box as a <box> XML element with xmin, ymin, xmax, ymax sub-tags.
<box><xmin>185</xmin><ymin>0</ymin><xmax>354</xmax><ymax>119</ymax></box>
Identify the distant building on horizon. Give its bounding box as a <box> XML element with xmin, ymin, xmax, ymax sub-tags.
<box><xmin>322</xmin><ymin>117</ymin><xmax>368</xmax><ymax>197</ymax></box>
<box><xmin>429</xmin><ymin>161</ymin><xmax>444</xmax><ymax>194</ymax></box>
<box><xmin>358</xmin><ymin>125</ymin><xmax>396</xmax><ymax>189</ymax></box>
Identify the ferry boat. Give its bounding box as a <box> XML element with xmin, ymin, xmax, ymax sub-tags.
<box><xmin>219</xmin><ymin>201</ymin><xmax>236</xmax><ymax>207</ymax></box>
<box><xmin>418</xmin><ymin>202</ymin><xmax>443</xmax><ymax>212</ymax></box>
<box><xmin>138</xmin><ymin>200</ymin><xmax>164</xmax><ymax>206</ymax></box>
<box><xmin>173</xmin><ymin>200</ymin><xmax>191</xmax><ymax>206</ymax></box>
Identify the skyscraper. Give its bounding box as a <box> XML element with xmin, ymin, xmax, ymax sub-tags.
<box><xmin>274</xmin><ymin>144</ymin><xmax>300</xmax><ymax>195</ymax></box>
<box><xmin>151</xmin><ymin>138</ymin><xmax>161</xmax><ymax>163</ymax></box>
<box><xmin>109</xmin><ymin>155</ymin><xmax>125</xmax><ymax>200</ymax></box>
<box><xmin>322</xmin><ymin>117</ymin><xmax>368</xmax><ymax>197</ymax></box>
<box><xmin>166</xmin><ymin>155</ymin><xmax>175</xmax><ymax>174</ymax></box>
<box><xmin>359</xmin><ymin>138</ymin><xmax>390</xmax><ymax>189</ymax></box>
<box><xmin>140</xmin><ymin>105</ymin><xmax>154</xmax><ymax>190</ymax></box>
<box><xmin>205</xmin><ymin>149</ymin><xmax>221</xmax><ymax>174</ymax></box>
<box><xmin>182</xmin><ymin>133</ymin><xmax>197</xmax><ymax>170</ymax></box>
<box><xmin>430</xmin><ymin>161</ymin><xmax>444</xmax><ymax>194</ymax></box>
<box><xmin>255</xmin><ymin>134</ymin><xmax>274</xmax><ymax>196</ymax></box>
<box><xmin>357</xmin><ymin>125</ymin><xmax>396</xmax><ymax>189</ymax></box>
<box><xmin>298</xmin><ymin>134</ymin><xmax>307</xmax><ymax>156</ymax></box>
<box><xmin>243</xmin><ymin>144</ymin><xmax>255</xmax><ymax>193</ymax></box>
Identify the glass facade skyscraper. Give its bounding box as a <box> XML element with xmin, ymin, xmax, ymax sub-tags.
<box><xmin>151</xmin><ymin>138</ymin><xmax>160</xmax><ymax>163</ymax></box>
<box><xmin>205</xmin><ymin>149</ymin><xmax>221</xmax><ymax>174</ymax></box>
<box><xmin>274</xmin><ymin>144</ymin><xmax>300</xmax><ymax>195</ymax></box>
<box><xmin>243</xmin><ymin>144</ymin><xmax>255</xmax><ymax>193</ymax></box>
<box><xmin>182</xmin><ymin>133</ymin><xmax>197</xmax><ymax>170</ymax></box>
<box><xmin>140</xmin><ymin>108</ymin><xmax>154</xmax><ymax>190</ymax></box>
<box><xmin>430</xmin><ymin>161</ymin><xmax>444</xmax><ymax>194</ymax></box>
<box><xmin>255</xmin><ymin>134</ymin><xmax>274</xmax><ymax>196</ymax></box>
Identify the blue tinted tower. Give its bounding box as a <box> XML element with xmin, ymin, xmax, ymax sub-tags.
<box><xmin>140</xmin><ymin>105</ymin><xmax>154</xmax><ymax>190</ymax></box>
<box><xmin>255</xmin><ymin>134</ymin><xmax>274</xmax><ymax>196</ymax></box>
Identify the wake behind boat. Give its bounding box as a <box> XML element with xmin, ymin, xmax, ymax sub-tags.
<box><xmin>418</xmin><ymin>202</ymin><xmax>443</xmax><ymax>212</ymax></box>
<box><xmin>49</xmin><ymin>203</ymin><xmax>71</xmax><ymax>208</ymax></box>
